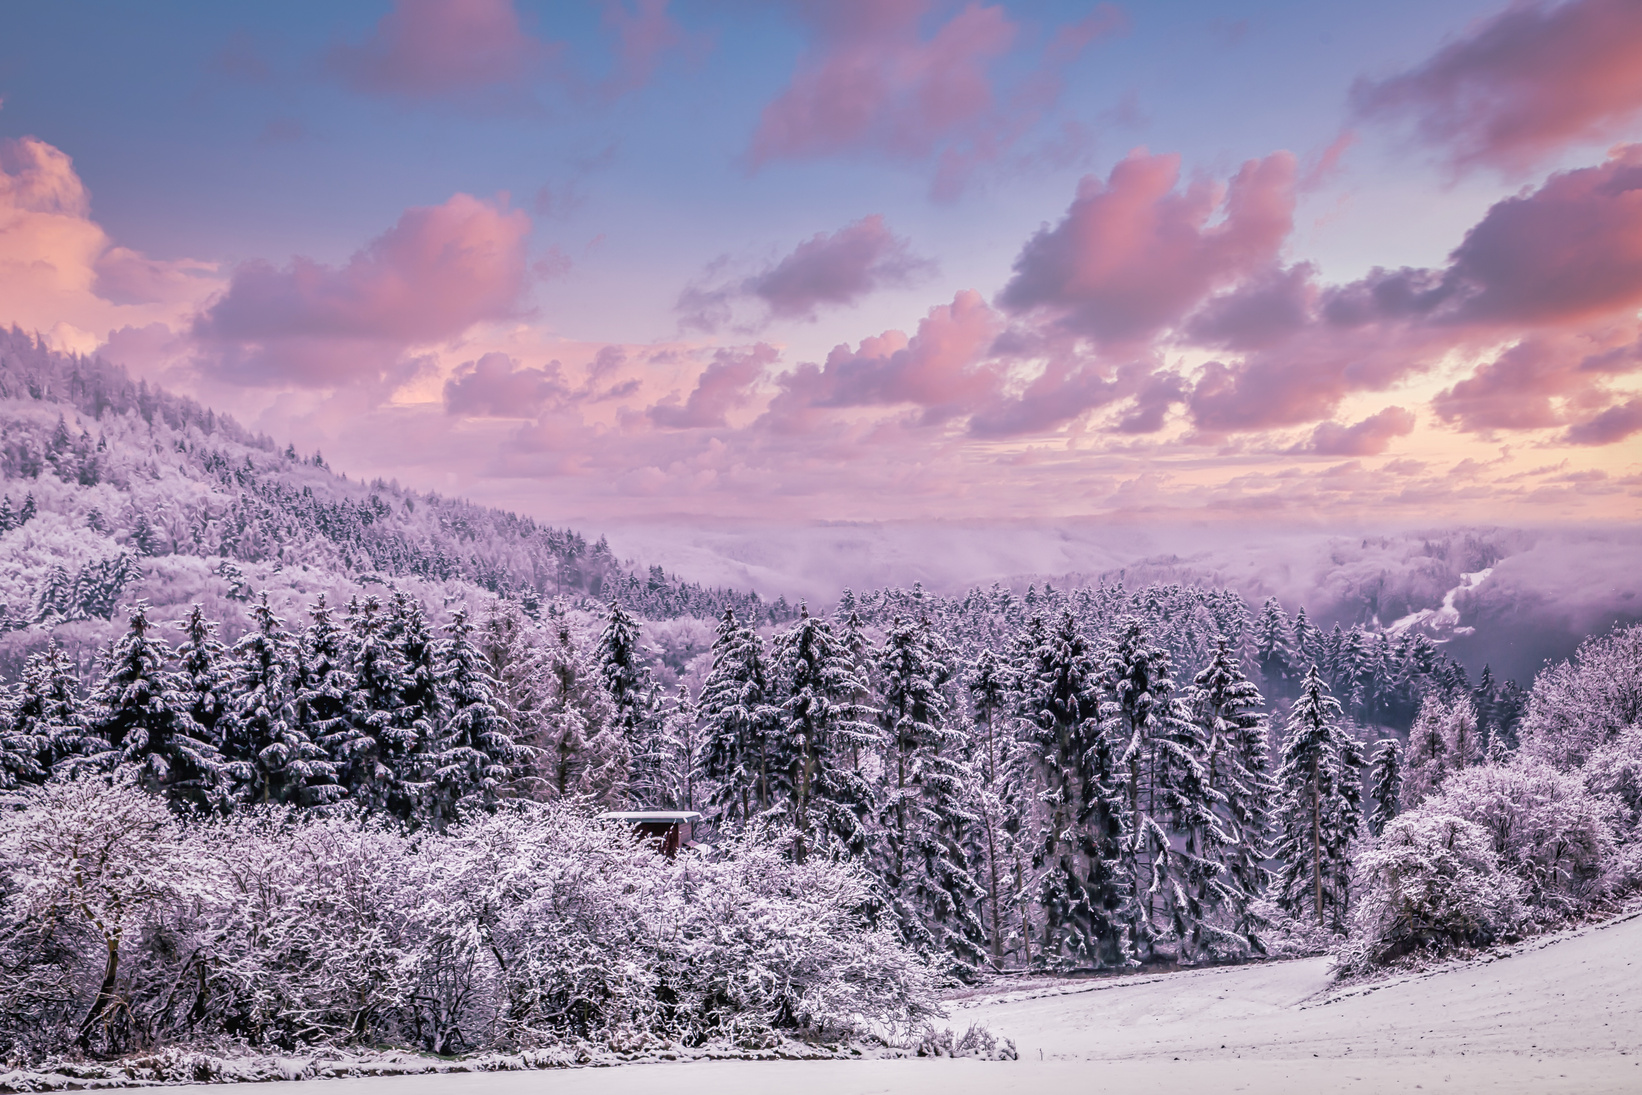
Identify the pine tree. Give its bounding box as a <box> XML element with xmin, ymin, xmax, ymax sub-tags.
<box><xmin>1103</xmin><ymin>617</ymin><xmax>1211</xmax><ymax>961</ymax></box>
<box><xmin>1185</xmin><ymin>634</ymin><xmax>1274</xmax><ymax>958</ymax></box>
<box><xmin>698</xmin><ymin>608</ymin><xmax>780</xmax><ymax>826</ymax></box>
<box><xmin>293</xmin><ymin>593</ymin><xmax>353</xmax><ymax>778</ymax></box>
<box><xmin>526</xmin><ymin>616</ymin><xmax>628</xmax><ymax>804</ymax></box>
<box><xmin>1367</xmin><ymin>738</ymin><xmax>1403</xmax><ymax>837</ymax></box>
<box><xmin>874</xmin><ymin>617</ymin><xmax>987</xmax><ymax>972</ymax></box>
<box><xmin>326</xmin><ymin>596</ymin><xmax>421</xmax><ymax>817</ymax></box>
<box><xmin>222</xmin><ymin>595</ymin><xmax>338</xmax><ymax>807</ymax></box>
<box><xmin>1271</xmin><ymin>666</ymin><xmax>1357</xmax><ymax>929</ymax></box>
<box><xmin>1402</xmin><ymin>693</ymin><xmax>1451</xmax><ymax>809</ymax></box>
<box><xmin>173</xmin><ymin>604</ymin><xmax>230</xmax><ymax>746</ymax></box>
<box><xmin>389</xmin><ymin>591</ymin><xmax>442</xmax><ymax>782</ymax></box>
<box><xmin>87</xmin><ymin>601</ymin><xmax>225</xmax><ymax>809</ymax></box>
<box><xmin>597</xmin><ymin>599</ymin><xmax>659</xmax><ymax>801</ymax></box>
<box><xmin>10</xmin><ymin>640</ymin><xmax>85</xmax><ymax>782</ymax></box>
<box><xmin>1253</xmin><ymin>598</ymin><xmax>1293</xmax><ymax>696</ymax></box>
<box><xmin>770</xmin><ymin>605</ymin><xmax>878</xmax><ymax>862</ymax></box>
<box><xmin>1018</xmin><ymin>611</ymin><xmax>1132</xmax><ymax>967</ymax></box>
<box><xmin>426</xmin><ymin>607</ymin><xmax>526</xmax><ymax>824</ymax></box>
<box><xmin>967</xmin><ymin>647</ymin><xmax>1010</xmax><ymax>785</ymax></box>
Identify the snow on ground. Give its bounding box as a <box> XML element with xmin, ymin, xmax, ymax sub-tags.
<box><xmin>181</xmin><ymin>909</ymin><xmax>1641</xmax><ymax>1095</ymax></box>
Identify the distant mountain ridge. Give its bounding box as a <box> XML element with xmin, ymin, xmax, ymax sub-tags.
<box><xmin>0</xmin><ymin>328</ymin><xmax>789</xmax><ymax>672</ymax></box>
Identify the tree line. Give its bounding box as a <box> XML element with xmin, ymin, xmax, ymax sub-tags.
<box><xmin>3</xmin><ymin>577</ymin><xmax>1536</xmax><ymax>978</ymax></box>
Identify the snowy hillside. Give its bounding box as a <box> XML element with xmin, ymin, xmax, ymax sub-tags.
<box><xmin>0</xmin><ymin>329</ymin><xmax>787</xmax><ymax>671</ymax></box>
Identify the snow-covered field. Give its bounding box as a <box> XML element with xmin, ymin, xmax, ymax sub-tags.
<box><xmin>169</xmin><ymin>907</ymin><xmax>1640</xmax><ymax>1095</ymax></box>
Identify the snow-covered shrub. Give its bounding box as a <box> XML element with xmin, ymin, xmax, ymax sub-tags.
<box><xmin>1581</xmin><ymin>725</ymin><xmax>1642</xmax><ymax>838</ymax></box>
<box><xmin>1518</xmin><ymin>624</ymin><xmax>1642</xmax><ymax>769</ymax></box>
<box><xmin>0</xmin><ymin>770</ymin><xmax>195</xmax><ymax>1058</ymax></box>
<box><xmin>1424</xmin><ymin>760</ymin><xmax>1615</xmax><ymax>921</ymax></box>
<box><xmin>0</xmin><ymin>776</ymin><xmax>939</xmax><ymax>1064</ymax></box>
<box><xmin>1580</xmin><ymin>725</ymin><xmax>1642</xmax><ymax>888</ymax></box>
<box><xmin>1338</xmin><ymin>812</ymin><xmax>1524</xmax><ymax>975</ymax></box>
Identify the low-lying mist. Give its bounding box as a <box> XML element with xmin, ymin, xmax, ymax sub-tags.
<box><xmin>602</xmin><ymin>520</ymin><xmax>1642</xmax><ymax>685</ymax></box>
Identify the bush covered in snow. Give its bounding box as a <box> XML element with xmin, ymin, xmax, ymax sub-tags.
<box><xmin>1337</xmin><ymin>812</ymin><xmax>1524</xmax><ymax>974</ymax></box>
<box><xmin>0</xmin><ymin>773</ymin><xmax>939</xmax><ymax>1065</ymax></box>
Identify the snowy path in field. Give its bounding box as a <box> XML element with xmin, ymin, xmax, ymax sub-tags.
<box><xmin>192</xmin><ymin>910</ymin><xmax>1642</xmax><ymax>1095</ymax></box>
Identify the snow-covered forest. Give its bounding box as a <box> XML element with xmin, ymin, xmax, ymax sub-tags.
<box><xmin>0</xmin><ymin>328</ymin><xmax>791</xmax><ymax>676</ymax></box>
<box><xmin>2</xmin><ymin>330</ymin><xmax>1640</xmax><ymax>1073</ymax></box>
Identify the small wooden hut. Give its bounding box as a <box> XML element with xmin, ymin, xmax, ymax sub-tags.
<box><xmin>598</xmin><ymin>810</ymin><xmax>703</xmax><ymax>858</ymax></box>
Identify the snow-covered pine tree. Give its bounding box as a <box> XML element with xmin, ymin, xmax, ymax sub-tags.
<box><xmin>87</xmin><ymin>601</ymin><xmax>225</xmax><ymax>809</ymax></box>
<box><xmin>389</xmin><ymin>591</ymin><xmax>442</xmax><ymax>789</ymax></box>
<box><xmin>1185</xmin><ymin>633</ymin><xmax>1274</xmax><ymax>958</ymax></box>
<box><xmin>1017</xmin><ymin>611</ymin><xmax>1131</xmax><ymax>968</ymax></box>
<box><xmin>597</xmin><ymin>599</ymin><xmax>660</xmax><ymax>802</ymax></box>
<box><xmin>1402</xmin><ymin>693</ymin><xmax>1451</xmax><ymax>809</ymax></box>
<box><xmin>293</xmin><ymin>593</ymin><xmax>352</xmax><ymax>777</ymax></box>
<box><xmin>1103</xmin><ymin>617</ymin><xmax>1212</xmax><ymax>962</ymax></box>
<box><xmin>698</xmin><ymin>608</ymin><xmax>780</xmax><ymax>827</ymax></box>
<box><xmin>174</xmin><ymin>604</ymin><xmax>230</xmax><ymax>748</ymax></box>
<box><xmin>12</xmin><ymin>640</ymin><xmax>88</xmax><ymax>778</ymax></box>
<box><xmin>1271</xmin><ymin>665</ymin><xmax>1356</xmax><ymax>929</ymax></box>
<box><xmin>327</xmin><ymin>596</ymin><xmax>421</xmax><ymax>817</ymax></box>
<box><xmin>966</xmin><ymin>644</ymin><xmax>1019</xmax><ymax>967</ymax></box>
<box><xmin>1443</xmin><ymin>693</ymin><xmax>1483</xmax><ymax>773</ymax></box>
<box><xmin>770</xmin><ymin>605</ymin><xmax>878</xmax><ymax>862</ymax></box>
<box><xmin>1367</xmin><ymin>738</ymin><xmax>1403</xmax><ymax>837</ymax></box>
<box><xmin>1253</xmin><ymin>597</ymin><xmax>1293</xmax><ymax>697</ymax></box>
<box><xmin>967</xmin><ymin>647</ymin><xmax>1010</xmax><ymax>785</ymax></box>
<box><xmin>874</xmin><ymin>616</ymin><xmax>987</xmax><ymax>973</ymax></box>
<box><xmin>527</xmin><ymin>616</ymin><xmax>628</xmax><ymax>804</ymax></box>
<box><xmin>221</xmin><ymin>594</ymin><xmax>338</xmax><ymax>807</ymax></box>
<box><xmin>426</xmin><ymin>607</ymin><xmax>526</xmax><ymax>824</ymax></box>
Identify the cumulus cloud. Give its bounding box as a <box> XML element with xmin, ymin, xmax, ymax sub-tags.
<box><xmin>679</xmin><ymin>215</ymin><xmax>932</xmax><ymax>331</ymax></box>
<box><xmin>765</xmin><ymin>290</ymin><xmax>1002</xmax><ymax>431</ymax></box>
<box><xmin>1440</xmin><ymin>144</ymin><xmax>1642</xmax><ymax>325</ymax></box>
<box><xmin>998</xmin><ymin>150</ymin><xmax>1297</xmax><ymax>345</ymax></box>
<box><xmin>1352</xmin><ymin>0</ymin><xmax>1642</xmax><ymax>174</ymax></box>
<box><xmin>0</xmin><ymin>136</ymin><xmax>216</xmax><ymax>342</ymax></box>
<box><xmin>1563</xmin><ymin>397</ymin><xmax>1642</xmax><ymax>445</ymax></box>
<box><xmin>649</xmin><ymin>343</ymin><xmax>776</xmax><ymax>428</ymax></box>
<box><xmin>193</xmin><ymin>193</ymin><xmax>531</xmax><ymax>387</ymax></box>
<box><xmin>444</xmin><ymin>352</ymin><xmax>568</xmax><ymax>417</ymax></box>
<box><xmin>326</xmin><ymin>0</ymin><xmax>554</xmax><ymax>103</ymax></box>
<box><xmin>1303</xmin><ymin>406</ymin><xmax>1417</xmax><ymax>456</ymax></box>
<box><xmin>748</xmin><ymin>0</ymin><xmax>1123</xmax><ymax>198</ymax></box>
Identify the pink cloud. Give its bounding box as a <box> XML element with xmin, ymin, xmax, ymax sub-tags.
<box><xmin>193</xmin><ymin>193</ymin><xmax>531</xmax><ymax>387</ymax></box>
<box><xmin>764</xmin><ymin>289</ymin><xmax>1002</xmax><ymax>429</ymax></box>
<box><xmin>444</xmin><ymin>352</ymin><xmax>568</xmax><ymax>417</ymax></box>
<box><xmin>1564</xmin><ymin>397</ymin><xmax>1642</xmax><ymax>445</ymax></box>
<box><xmin>1303</xmin><ymin>406</ymin><xmax>1417</xmax><ymax>456</ymax></box>
<box><xmin>679</xmin><ymin>215</ymin><xmax>932</xmax><ymax>331</ymax></box>
<box><xmin>998</xmin><ymin>150</ymin><xmax>1297</xmax><ymax>344</ymax></box>
<box><xmin>1432</xmin><ymin>327</ymin><xmax>1642</xmax><ymax>432</ymax></box>
<box><xmin>649</xmin><ymin>344</ymin><xmax>776</xmax><ymax>428</ymax></box>
<box><xmin>1352</xmin><ymin>0</ymin><xmax>1642</xmax><ymax>174</ymax></box>
<box><xmin>750</xmin><ymin>215</ymin><xmax>930</xmax><ymax>319</ymax></box>
<box><xmin>0</xmin><ymin>136</ymin><xmax>217</xmax><ymax>342</ymax></box>
<box><xmin>748</xmin><ymin>1</ymin><xmax>1122</xmax><ymax>197</ymax></box>
<box><xmin>326</xmin><ymin>0</ymin><xmax>555</xmax><ymax>102</ymax></box>
<box><xmin>1441</xmin><ymin>144</ymin><xmax>1642</xmax><ymax>326</ymax></box>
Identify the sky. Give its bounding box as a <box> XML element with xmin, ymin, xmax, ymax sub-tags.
<box><xmin>1</xmin><ymin>0</ymin><xmax>1640</xmax><ymax>532</ymax></box>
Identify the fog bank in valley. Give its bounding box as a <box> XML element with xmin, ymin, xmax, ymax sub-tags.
<box><xmin>603</xmin><ymin>521</ymin><xmax>1642</xmax><ymax>685</ymax></box>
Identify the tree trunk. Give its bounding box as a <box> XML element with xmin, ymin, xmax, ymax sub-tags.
<box><xmin>77</xmin><ymin>932</ymin><xmax>121</xmax><ymax>1052</ymax></box>
<box><xmin>1312</xmin><ymin>754</ymin><xmax>1323</xmax><ymax>926</ymax></box>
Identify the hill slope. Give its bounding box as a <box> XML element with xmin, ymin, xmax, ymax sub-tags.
<box><xmin>0</xmin><ymin>328</ymin><xmax>788</xmax><ymax>672</ymax></box>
